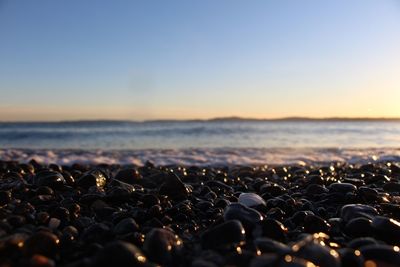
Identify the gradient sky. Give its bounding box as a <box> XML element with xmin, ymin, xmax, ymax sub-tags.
<box><xmin>0</xmin><ymin>0</ymin><xmax>399</xmax><ymax>121</ymax></box>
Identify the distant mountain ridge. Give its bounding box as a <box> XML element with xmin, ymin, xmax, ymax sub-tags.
<box><xmin>1</xmin><ymin>116</ymin><xmax>400</xmax><ymax>124</ymax></box>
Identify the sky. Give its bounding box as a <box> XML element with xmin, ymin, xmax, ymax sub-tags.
<box><xmin>0</xmin><ymin>0</ymin><xmax>399</xmax><ymax>121</ymax></box>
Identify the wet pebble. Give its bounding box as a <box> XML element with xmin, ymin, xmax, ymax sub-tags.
<box><xmin>224</xmin><ymin>203</ymin><xmax>264</xmax><ymax>230</ymax></box>
<box><xmin>340</xmin><ymin>204</ymin><xmax>378</xmax><ymax>223</ymax></box>
<box><xmin>238</xmin><ymin>193</ymin><xmax>266</xmax><ymax>208</ymax></box>
<box><xmin>371</xmin><ymin>216</ymin><xmax>400</xmax><ymax>244</ymax></box>
<box><xmin>143</xmin><ymin>228</ymin><xmax>183</xmax><ymax>265</ymax></box>
<box><xmin>201</xmin><ymin>220</ymin><xmax>246</xmax><ymax>249</ymax></box>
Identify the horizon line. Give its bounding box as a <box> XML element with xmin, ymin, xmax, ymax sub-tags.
<box><xmin>1</xmin><ymin>116</ymin><xmax>400</xmax><ymax>123</ymax></box>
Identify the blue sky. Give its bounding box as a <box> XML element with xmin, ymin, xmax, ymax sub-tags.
<box><xmin>0</xmin><ymin>0</ymin><xmax>399</xmax><ymax>121</ymax></box>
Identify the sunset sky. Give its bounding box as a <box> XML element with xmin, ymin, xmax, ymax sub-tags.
<box><xmin>0</xmin><ymin>0</ymin><xmax>399</xmax><ymax>121</ymax></box>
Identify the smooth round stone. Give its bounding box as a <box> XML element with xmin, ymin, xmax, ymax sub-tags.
<box><xmin>371</xmin><ymin>216</ymin><xmax>400</xmax><ymax>244</ymax></box>
<box><xmin>23</xmin><ymin>231</ymin><xmax>59</xmax><ymax>259</ymax></box>
<box><xmin>306</xmin><ymin>184</ymin><xmax>329</xmax><ymax>196</ymax></box>
<box><xmin>224</xmin><ymin>203</ymin><xmax>263</xmax><ymax>229</ymax></box>
<box><xmin>328</xmin><ymin>182</ymin><xmax>357</xmax><ymax>193</ymax></box>
<box><xmin>76</xmin><ymin>170</ymin><xmax>107</xmax><ymax>189</ymax></box>
<box><xmin>93</xmin><ymin>241</ymin><xmax>153</xmax><ymax>267</ymax></box>
<box><xmin>238</xmin><ymin>193</ymin><xmax>266</xmax><ymax>208</ymax></box>
<box><xmin>303</xmin><ymin>215</ymin><xmax>331</xmax><ymax>234</ymax></box>
<box><xmin>253</xmin><ymin>218</ymin><xmax>287</xmax><ymax>241</ymax></box>
<box><xmin>259</xmin><ymin>183</ymin><xmax>286</xmax><ymax>196</ymax></box>
<box><xmin>340</xmin><ymin>204</ymin><xmax>378</xmax><ymax>223</ymax></box>
<box><xmin>114</xmin><ymin>218</ymin><xmax>140</xmax><ymax>235</ymax></box>
<box><xmin>360</xmin><ymin>244</ymin><xmax>400</xmax><ymax>267</ymax></box>
<box><xmin>290</xmin><ymin>211</ymin><xmax>315</xmax><ymax>225</ymax></box>
<box><xmin>158</xmin><ymin>173</ymin><xmax>189</xmax><ymax>200</ymax></box>
<box><xmin>35</xmin><ymin>170</ymin><xmax>66</xmax><ymax>188</ymax></box>
<box><xmin>358</xmin><ymin>186</ymin><xmax>378</xmax><ymax>201</ymax></box>
<box><xmin>201</xmin><ymin>220</ymin><xmax>245</xmax><ymax>249</ymax></box>
<box><xmin>292</xmin><ymin>234</ymin><xmax>341</xmax><ymax>267</ymax></box>
<box><xmin>114</xmin><ymin>168</ymin><xmax>142</xmax><ymax>185</ymax></box>
<box><xmin>143</xmin><ymin>228</ymin><xmax>183</xmax><ymax>265</ymax></box>
<box><xmin>344</xmin><ymin>218</ymin><xmax>372</xmax><ymax>238</ymax></box>
<box><xmin>81</xmin><ymin>223</ymin><xmax>112</xmax><ymax>243</ymax></box>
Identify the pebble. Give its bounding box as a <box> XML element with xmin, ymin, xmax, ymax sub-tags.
<box><xmin>224</xmin><ymin>203</ymin><xmax>264</xmax><ymax>230</ymax></box>
<box><xmin>114</xmin><ymin>168</ymin><xmax>142</xmax><ymax>185</ymax></box>
<box><xmin>76</xmin><ymin>169</ymin><xmax>107</xmax><ymax>189</ymax></box>
<box><xmin>158</xmin><ymin>173</ymin><xmax>189</xmax><ymax>200</ymax></box>
<box><xmin>23</xmin><ymin>231</ymin><xmax>59</xmax><ymax>259</ymax></box>
<box><xmin>201</xmin><ymin>220</ymin><xmax>246</xmax><ymax>249</ymax></box>
<box><xmin>328</xmin><ymin>182</ymin><xmax>357</xmax><ymax>193</ymax></box>
<box><xmin>371</xmin><ymin>216</ymin><xmax>400</xmax><ymax>244</ymax></box>
<box><xmin>35</xmin><ymin>170</ymin><xmax>66</xmax><ymax>188</ymax></box>
<box><xmin>238</xmin><ymin>193</ymin><xmax>266</xmax><ymax>208</ymax></box>
<box><xmin>292</xmin><ymin>233</ymin><xmax>341</xmax><ymax>267</ymax></box>
<box><xmin>344</xmin><ymin>217</ymin><xmax>372</xmax><ymax>238</ymax></box>
<box><xmin>340</xmin><ymin>204</ymin><xmax>378</xmax><ymax>223</ymax></box>
<box><xmin>143</xmin><ymin>228</ymin><xmax>183</xmax><ymax>264</ymax></box>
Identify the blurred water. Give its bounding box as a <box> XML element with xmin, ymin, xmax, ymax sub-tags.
<box><xmin>0</xmin><ymin>120</ymin><xmax>399</xmax><ymax>150</ymax></box>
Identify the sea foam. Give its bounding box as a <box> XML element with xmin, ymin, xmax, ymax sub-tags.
<box><xmin>1</xmin><ymin>148</ymin><xmax>400</xmax><ymax>166</ymax></box>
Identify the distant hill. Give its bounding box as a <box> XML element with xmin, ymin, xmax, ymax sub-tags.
<box><xmin>1</xmin><ymin>116</ymin><xmax>400</xmax><ymax>124</ymax></box>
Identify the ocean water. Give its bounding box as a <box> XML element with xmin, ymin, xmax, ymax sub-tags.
<box><xmin>0</xmin><ymin>120</ymin><xmax>400</xmax><ymax>165</ymax></box>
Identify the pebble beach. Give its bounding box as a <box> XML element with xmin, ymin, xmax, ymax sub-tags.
<box><xmin>1</xmin><ymin>159</ymin><xmax>400</xmax><ymax>267</ymax></box>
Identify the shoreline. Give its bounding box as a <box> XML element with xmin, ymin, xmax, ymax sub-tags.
<box><xmin>1</xmin><ymin>147</ymin><xmax>400</xmax><ymax>167</ymax></box>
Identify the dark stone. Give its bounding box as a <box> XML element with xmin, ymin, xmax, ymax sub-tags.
<box><xmin>143</xmin><ymin>228</ymin><xmax>183</xmax><ymax>265</ymax></box>
<box><xmin>328</xmin><ymin>183</ymin><xmax>357</xmax><ymax>193</ymax></box>
<box><xmin>23</xmin><ymin>231</ymin><xmax>59</xmax><ymax>259</ymax></box>
<box><xmin>201</xmin><ymin>220</ymin><xmax>245</xmax><ymax>249</ymax></box>
<box><xmin>76</xmin><ymin>170</ymin><xmax>107</xmax><ymax>189</ymax></box>
<box><xmin>254</xmin><ymin>218</ymin><xmax>287</xmax><ymax>241</ymax></box>
<box><xmin>303</xmin><ymin>215</ymin><xmax>331</xmax><ymax>234</ymax></box>
<box><xmin>81</xmin><ymin>223</ymin><xmax>112</xmax><ymax>244</ymax></box>
<box><xmin>290</xmin><ymin>211</ymin><xmax>315</xmax><ymax>225</ymax></box>
<box><xmin>238</xmin><ymin>193</ymin><xmax>266</xmax><ymax>208</ymax></box>
<box><xmin>306</xmin><ymin>184</ymin><xmax>329</xmax><ymax>196</ymax></box>
<box><xmin>259</xmin><ymin>183</ymin><xmax>286</xmax><ymax>196</ymax></box>
<box><xmin>114</xmin><ymin>168</ymin><xmax>142</xmax><ymax>185</ymax></box>
<box><xmin>35</xmin><ymin>170</ymin><xmax>66</xmax><ymax>188</ymax></box>
<box><xmin>224</xmin><ymin>203</ymin><xmax>263</xmax><ymax>230</ymax></box>
<box><xmin>371</xmin><ymin>216</ymin><xmax>400</xmax><ymax>244</ymax></box>
<box><xmin>344</xmin><ymin>218</ymin><xmax>372</xmax><ymax>238</ymax></box>
<box><xmin>158</xmin><ymin>173</ymin><xmax>189</xmax><ymax>200</ymax></box>
<box><xmin>292</xmin><ymin>234</ymin><xmax>341</xmax><ymax>267</ymax></box>
<box><xmin>114</xmin><ymin>218</ymin><xmax>139</xmax><ymax>235</ymax></box>
<box><xmin>358</xmin><ymin>186</ymin><xmax>378</xmax><ymax>201</ymax></box>
<box><xmin>340</xmin><ymin>204</ymin><xmax>378</xmax><ymax>223</ymax></box>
